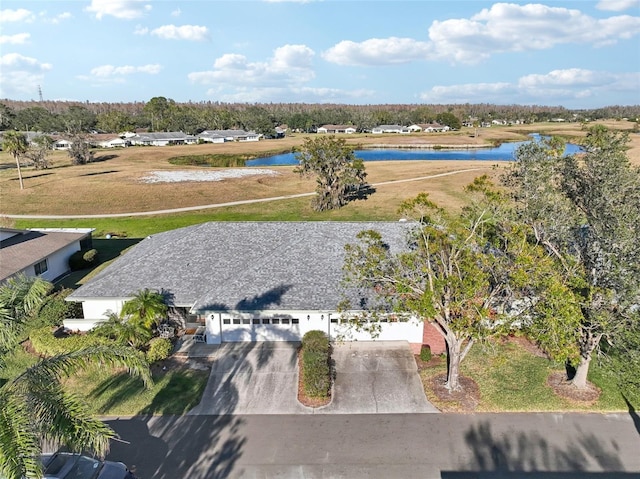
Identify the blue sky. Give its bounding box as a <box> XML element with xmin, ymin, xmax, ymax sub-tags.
<box><xmin>1</xmin><ymin>0</ymin><xmax>639</xmax><ymax>108</ymax></box>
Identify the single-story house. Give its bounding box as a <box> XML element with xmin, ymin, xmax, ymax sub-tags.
<box><xmin>0</xmin><ymin>227</ymin><xmax>93</xmax><ymax>284</ymax></box>
<box><xmin>197</xmin><ymin>129</ymin><xmax>260</xmax><ymax>143</ymax></box>
<box><xmin>408</xmin><ymin>123</ymin><xmax>450</xmax><ymax>133</ymax></box>
<box><xmin>317</xmin><ymin>125</ymin><xmax>357</xmax><ymax>134</ymax></box>
<box><xmin>128</xmin><ymin>132</ymin><xmax>197</xmax><ymax>146</ymax></box>
<box><xmin>371</xmin><ymin>125</ymin><xmax>410</xmax><ymax>134</ymax></box>
<box><xmin>53</xmin><ymin>139</ymin><xmax>73</xmax><ymax>150</ymax></box>
<box><xmin>66</xmin><ymin>222</ymin><xmax>444</xmax><ymax>353</ymax></box>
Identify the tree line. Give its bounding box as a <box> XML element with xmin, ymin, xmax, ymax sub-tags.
<box><xmin>2</xmin><ymin>97</ymin><xmax>638</xmax><ymax>136</ymax></box>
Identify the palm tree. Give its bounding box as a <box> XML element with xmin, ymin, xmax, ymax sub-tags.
<box><xmin>0</xmin><ymin>274</ymin><xmax>53</xmax><ymax>322</ymax></box>
<box><xmin>2</xmin><ymin>130</ymin><xmax>28</xmax><ymax>190</ymax></box>
<box><xmin>0</xmin><ymin>283</ymin><xmax>152</xmax><ymax>479</ymax></box>
<box><xmin>121</xmin><ymin>288</ymin><xmax>168</xmax><ymax>329</ymax></box>
<box><xmin>92</xmin><ymin>310</ymin><xmax>152</xmax><ymax>349</ymax></box>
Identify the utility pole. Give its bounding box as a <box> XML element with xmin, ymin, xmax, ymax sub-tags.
<box><xmin>38</xmin><ymin>85</ymin><xmax>44</xmax><ymax>102</ymax></box>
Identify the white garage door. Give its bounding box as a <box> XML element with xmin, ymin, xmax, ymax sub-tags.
<box><xmin>220</xmin><ymin>316</ymin><xmax>302</xmax><ymax>342</ymax></box>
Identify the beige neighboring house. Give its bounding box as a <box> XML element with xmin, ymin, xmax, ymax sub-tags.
<box><xmin>317</xmin><ymin>125</ymin><xmax>357</xmax><ymax>134</ymax></box>
<box><xmin>371</xmin><ymin>125</ymin><xmax>410</xmax><ymax>134</ymax></box>
<box><xmin>0</xmin><ymin>228</ymin><xmax>93</xmax><ymax>284</ymax></box>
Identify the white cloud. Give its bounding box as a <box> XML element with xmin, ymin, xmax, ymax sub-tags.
<box><xmin>189</xmin><ymin>44</ymin><xmax>315</xmax><ymax>88</ymax></box>
<box><xmin>0</xmin><ymin>33</ymin><xmax>30</xmax><ymax>45</ymax></box>
<box><xmin>323</xmin><ymin>37</ymin><xmax>432</xmax><ymax>66</ymax></box>
<box><xmin>150</xmin><ymin>24</ymin><xmax>209</xmax><ymax>41</ymax></box>
<box><xmin>428</xmin><ymin>3</ymin><xmax>640</xmax><ymax>63</ymax></box>
<box><xmin>171</xmin><ymin>8</ymin><xmax>181</xmax><ymax>17</ymax></box>
<box><xmin>86</xmin><ymin>0</ymin><xmax>151</xmax><ymax>20</ymax></box>
<box><xmin>42</xmin><ymin>12</ymin><xmax>72</xmax><ymax>24</ymax></box>
<box><xmin>89</xmin><ymin>64</ymin><xmax>162</xmax><ymax>77</ymax></box>
<box><xmin>0</xmin><ymin>53</ymin><xmax>52</xmax><ymax>98</ymax></box>
<box><xmin>420</xmin><ymin>69</ymin><xmax>640</xmax><ymax>105</ymax></box>
<box><xmin>596</xmin><ymin>0</ymin><xmax>640</xmax><ymax>11</ymax></box>
<box><xmin>133</xmin><ymin>25</ymin><xmax>149</xmax><ymax>35</ymax></box>
<box><xmin>0</xmin><ymin>8</ymin><xmax>34</xmax><ymax>23</ymax></box>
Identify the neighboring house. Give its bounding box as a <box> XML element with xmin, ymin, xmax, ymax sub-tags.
<box><xmin>409</xmin><ymin>123</ymin><xmax>450</xmax><ymax>133</ymax></box>
<box><xmin>317</xmin><ymin>125</ymin><xmax>357</xmax><ymax>134</ymax></box>
<box><xmin>0</xmin><ymin>227</ymin><xmax>93</xmax><ymax>284</ymax></box>
<box><xmin>197</xmin><ymin>129</ymin><xmax>260</xmax><ymax>143</ymax></box>
<box><xmin>99</xmin><ymin>137</ymin><xmax>128</xmax><ymax>148</ymax></box>
<box><xmin>371</xmin><ymin>125</ymin><xmax>410</xmax><ymax>134</ymax></box>
<box><xmin>128</xmin><ymin>132</ymin><xmax>197</xmax><ymax>146</ymax></box>
<box><xmin>53</xmin><ymin>139</ymin><xmax>73</xmax><ymax>150</ymax></box>
<box><xmin>66</xmin><ymin>222</ymin><xmax>437</xmax><ymax>352</ymax></box>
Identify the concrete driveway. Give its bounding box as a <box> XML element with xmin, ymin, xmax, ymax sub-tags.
<box><xmin>188</xmin><ymin>341</ymin><xmax>438</xmax><ymax>415</ymax></box>
<box><xmin>320</xmin><ymin>341</ymin><xmax>439</xmax><ymax>414</ymax></box>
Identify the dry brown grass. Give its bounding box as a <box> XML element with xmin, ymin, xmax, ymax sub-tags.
<box><xmin>1</xmin><ymin>122</ymin><xmax>637</xmax><ymax>217</ymax></box>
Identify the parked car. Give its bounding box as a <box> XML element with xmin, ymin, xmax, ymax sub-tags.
<box><xmin>41</xmin><ymin>453</ymin><xmax>137</xmax><ymax>479</ymax></box>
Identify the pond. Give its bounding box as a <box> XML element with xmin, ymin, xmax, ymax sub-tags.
<box><xmin>246</xmin><ymin>135</ymin><xmax>582</xmax><ymax>167</ymax></box>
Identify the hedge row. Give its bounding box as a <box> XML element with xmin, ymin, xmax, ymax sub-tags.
<box><xmin>29</xmin><ymin>326</ymin><xmax>110</xmax><ymax>357</ymax></box>
<box><xmin>69</xmin><ymin>249</ymin><xmax>99</xmax><ymax>271</ymax></box>
<box><xmin>301</xmin><ymin>330</ymin><xmax>331</xmax><ymax>399</ymax></box>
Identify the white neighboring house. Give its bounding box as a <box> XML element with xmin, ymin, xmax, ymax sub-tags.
<box><xmin>99</xmin><ymin>137</ymin><xmax>128</xmax><ymax>148</ymax></box>
<box><xmin>0</xmin><ymin>227</ymin><xmax>94</xmax><ymax>284</ymax></box>
<box><xmin>316</xmin><ymin>125</ymin><xmax>357</xmax><ymax>134</ymax></box>
<box><xmin>197</xmin><ymin>129</ymin><xmax>260</xmax><ymax>142</ymax></box>
<box><xmin>66</xmin><ymin>222</ymin><xmax>430</xmax><ymax>352</ymax></box>
<box><xmin>53</xmin><ymin>139</ymin><xmax>73</xmax><ymax>150</ymax></box>
<box><xmin>128</xmin><ymin>132</ymin><xmax>197</xmax><ymax>146</ymax></box>
<box><xmin>408</xmin><ymin>123</ymin><xmax>450</xmax><ymax>133</ymax></box>
<box><xmin>371</xmin><ymin>125</ymin><xmax>410</xmax><ymax>134</ymax></box>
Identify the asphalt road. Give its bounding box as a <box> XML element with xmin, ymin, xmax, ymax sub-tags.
<box><xmin>105</xmin><ymin>413</ymin><xmax>640</xmax><ymax>479</ymax></box>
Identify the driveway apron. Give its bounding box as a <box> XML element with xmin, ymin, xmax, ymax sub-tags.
<box><xmin>188</xmin><ymin>340</ymin><xmax>439</xmax><ymax>415</ymax></box>
<box><xmin>319</xmin><ymin>341</ymin><xmax>440</xmax><ymax>414</ymax></box>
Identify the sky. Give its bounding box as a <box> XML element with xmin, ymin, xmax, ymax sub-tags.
<box><xmin>0</xmin><ymin>0</ymin><xmax>639</xmax><ymax>108</ymax></box>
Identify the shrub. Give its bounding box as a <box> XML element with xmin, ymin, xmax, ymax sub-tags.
<box><xmin>36</xmin><ymin>288</ymin><xmax>76</xmax><ymax>328</ymax></box>
<box><xmin>146</xmin><ymin>337</ymin><xmax>173</xmax><ymax>363</ymax></box>
<box><xmin>419</xmin><ymin>345</ymin><xmax>432</xmax><ymax>362</ymax></box>
<box><xmin>69</xmin><ymin>248</ymin><xmax>99</xmax><ymax>270</ymax></box>
<box><xmin>30</xmin><ymin>326</ymin><xmax>110</xmax><ymax>356</ymax></box>
<box><xmin>301</xmin><ymin>330</ymin><xmax>331</xmax><ymax>398</ymax></box>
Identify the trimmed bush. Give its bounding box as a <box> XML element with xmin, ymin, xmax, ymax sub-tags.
<box><xmin>419</xmin><ymin>345</ymin><xmax>432</xmax><ymax>362</ymax></box>
<box><xmin>301</xmin><ymin>330</ymin><xmax>331</xmax><ymax>398</ymax></box>
<box><xmin>30</xmin><ymin>326</ymin><xmax>110</xmax><ymax>356</ymax></box>
<box><xmin>36</xmin><ymin>288</ymin><xmax>75</xmax><ymax>327</ymax></box>
<box><xmin>146</xmin><ymin>337</ymin><xmax>173</xmax><ymax>363</ymax></box>
<box><xmin>69</xmin><ymin>248</ymin><xmax>99</xmax><ymax>271</ymax></box>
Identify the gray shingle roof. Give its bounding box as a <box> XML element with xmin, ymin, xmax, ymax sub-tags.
<box><xmin>67</xmin><ymin>222</ymin><xmax>413</xmax><ymax>312</ymax></box>
<box><xmin>0</xmin><ymin>228</ymin><xmax>88</xmax><ymax>282</ymax></box>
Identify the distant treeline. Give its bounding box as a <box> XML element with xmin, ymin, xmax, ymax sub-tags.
<box><xmin>1</xmin><ymin>97</ymin><xmax>638</xmax><ymax>136</ymax></box>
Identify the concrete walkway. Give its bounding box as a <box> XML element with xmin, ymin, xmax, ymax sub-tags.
<box><xmin>187</xmin><ymin>341</ymin><xmax>438</xmax><ymax>415</ymax></box>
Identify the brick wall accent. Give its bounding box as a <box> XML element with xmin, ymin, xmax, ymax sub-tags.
<box><xmin>423</xmin><ymin>321</ymin><xmax>446</xmax><ymax>355</ymax></box>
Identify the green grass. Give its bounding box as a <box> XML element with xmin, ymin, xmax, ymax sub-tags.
<box><xmin>420</xmin><ymin>338</ymin><xmax>636</xmax><ymax>412</ymax></box>
<box><xmin>66</xmin><ymin>365</ymin><xmax>209</xmax><ymax>416</ymax></box>
<box><xmin>0</xmin><ymin>346</ymin><xmax>39</xmax><ymax>387</ymax></box>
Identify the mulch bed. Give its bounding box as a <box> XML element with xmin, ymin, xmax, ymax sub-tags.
<box><xmin>546</xmin><ymin>372</ymin><xmax>601</xmax><ymax>405</ymax></box>
<box><xmin>429</xmin><ymin>372</ymin><xmax>481</xmax><ymax>412</ymax></box>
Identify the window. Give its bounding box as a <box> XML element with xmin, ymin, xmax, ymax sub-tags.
<box><xmin>242</xmin><ymin>318</ymin><xmax>250</xmax><ymax>325</ymax></box>
<box><xmin>272</xmin><ymin>318</ymin><xmax>280</xmax><ymax>325</ymax></box>
<box><xmin>232</xmin><ymin>318</ymin><xmax>241</xmax><ymax>325</ymax></box>
<box><xmin>252</xmin><ymin>318</ymin><xmax>260</xmax><ymax>324</ymax></box>
<box><xmin>281</xmin><ymin>318</ymin><xmax>290</xmax><ymax>325</ymax></box>
<box><xmin>223</xmin><ymin>318</ymin><xmax>230</xmax><ymax>325</ymax></box>
<box><xmin>291</xmin><ymin>318</ymin><xmax>299</xmax><ymax>324</ymax></box>
<box><xmin>34</xmin><ymin>259</ymin><xmax>48</xmax><ymax>275</ymax></box>
<box><xmin>262</xmin><ymin>318</ymin><xmax>271</xmax><ymax>325</ymax></box>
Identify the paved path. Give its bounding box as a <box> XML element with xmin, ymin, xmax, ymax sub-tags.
<box><xmin>4</xmin><ymin>168</ymin><xmax>486</xmax><ymax>219</ymax></box>
<box><xmin>187</xmin><ymin>341</ymin><xmax>438</xmax><ymax>415</ymax></box>
<box><xmin>105</xmin><ymin>413</ymin><xmax>640</xmax><ymax>479</ymax></box>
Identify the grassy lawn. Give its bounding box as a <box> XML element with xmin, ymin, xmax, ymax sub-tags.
<box><xmin>64</xmin><ymin>364</ymin><xmax>209</xmax><ymax>416</ymax></box>
<box><xmin>420</xmin><ymin>337</ymin><xmax>634</xmax><ymax>412</ymax></box>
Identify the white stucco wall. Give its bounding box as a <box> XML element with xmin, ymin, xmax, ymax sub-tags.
<box><xmin>203</xmin><ymin>310</ymin><xmax>423</xmax><ymax>345</ymax></box>
<box><xmin>80</xmin><ymin>299</ymin><xmax>127</xmax><ymax>321</ymax></box>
